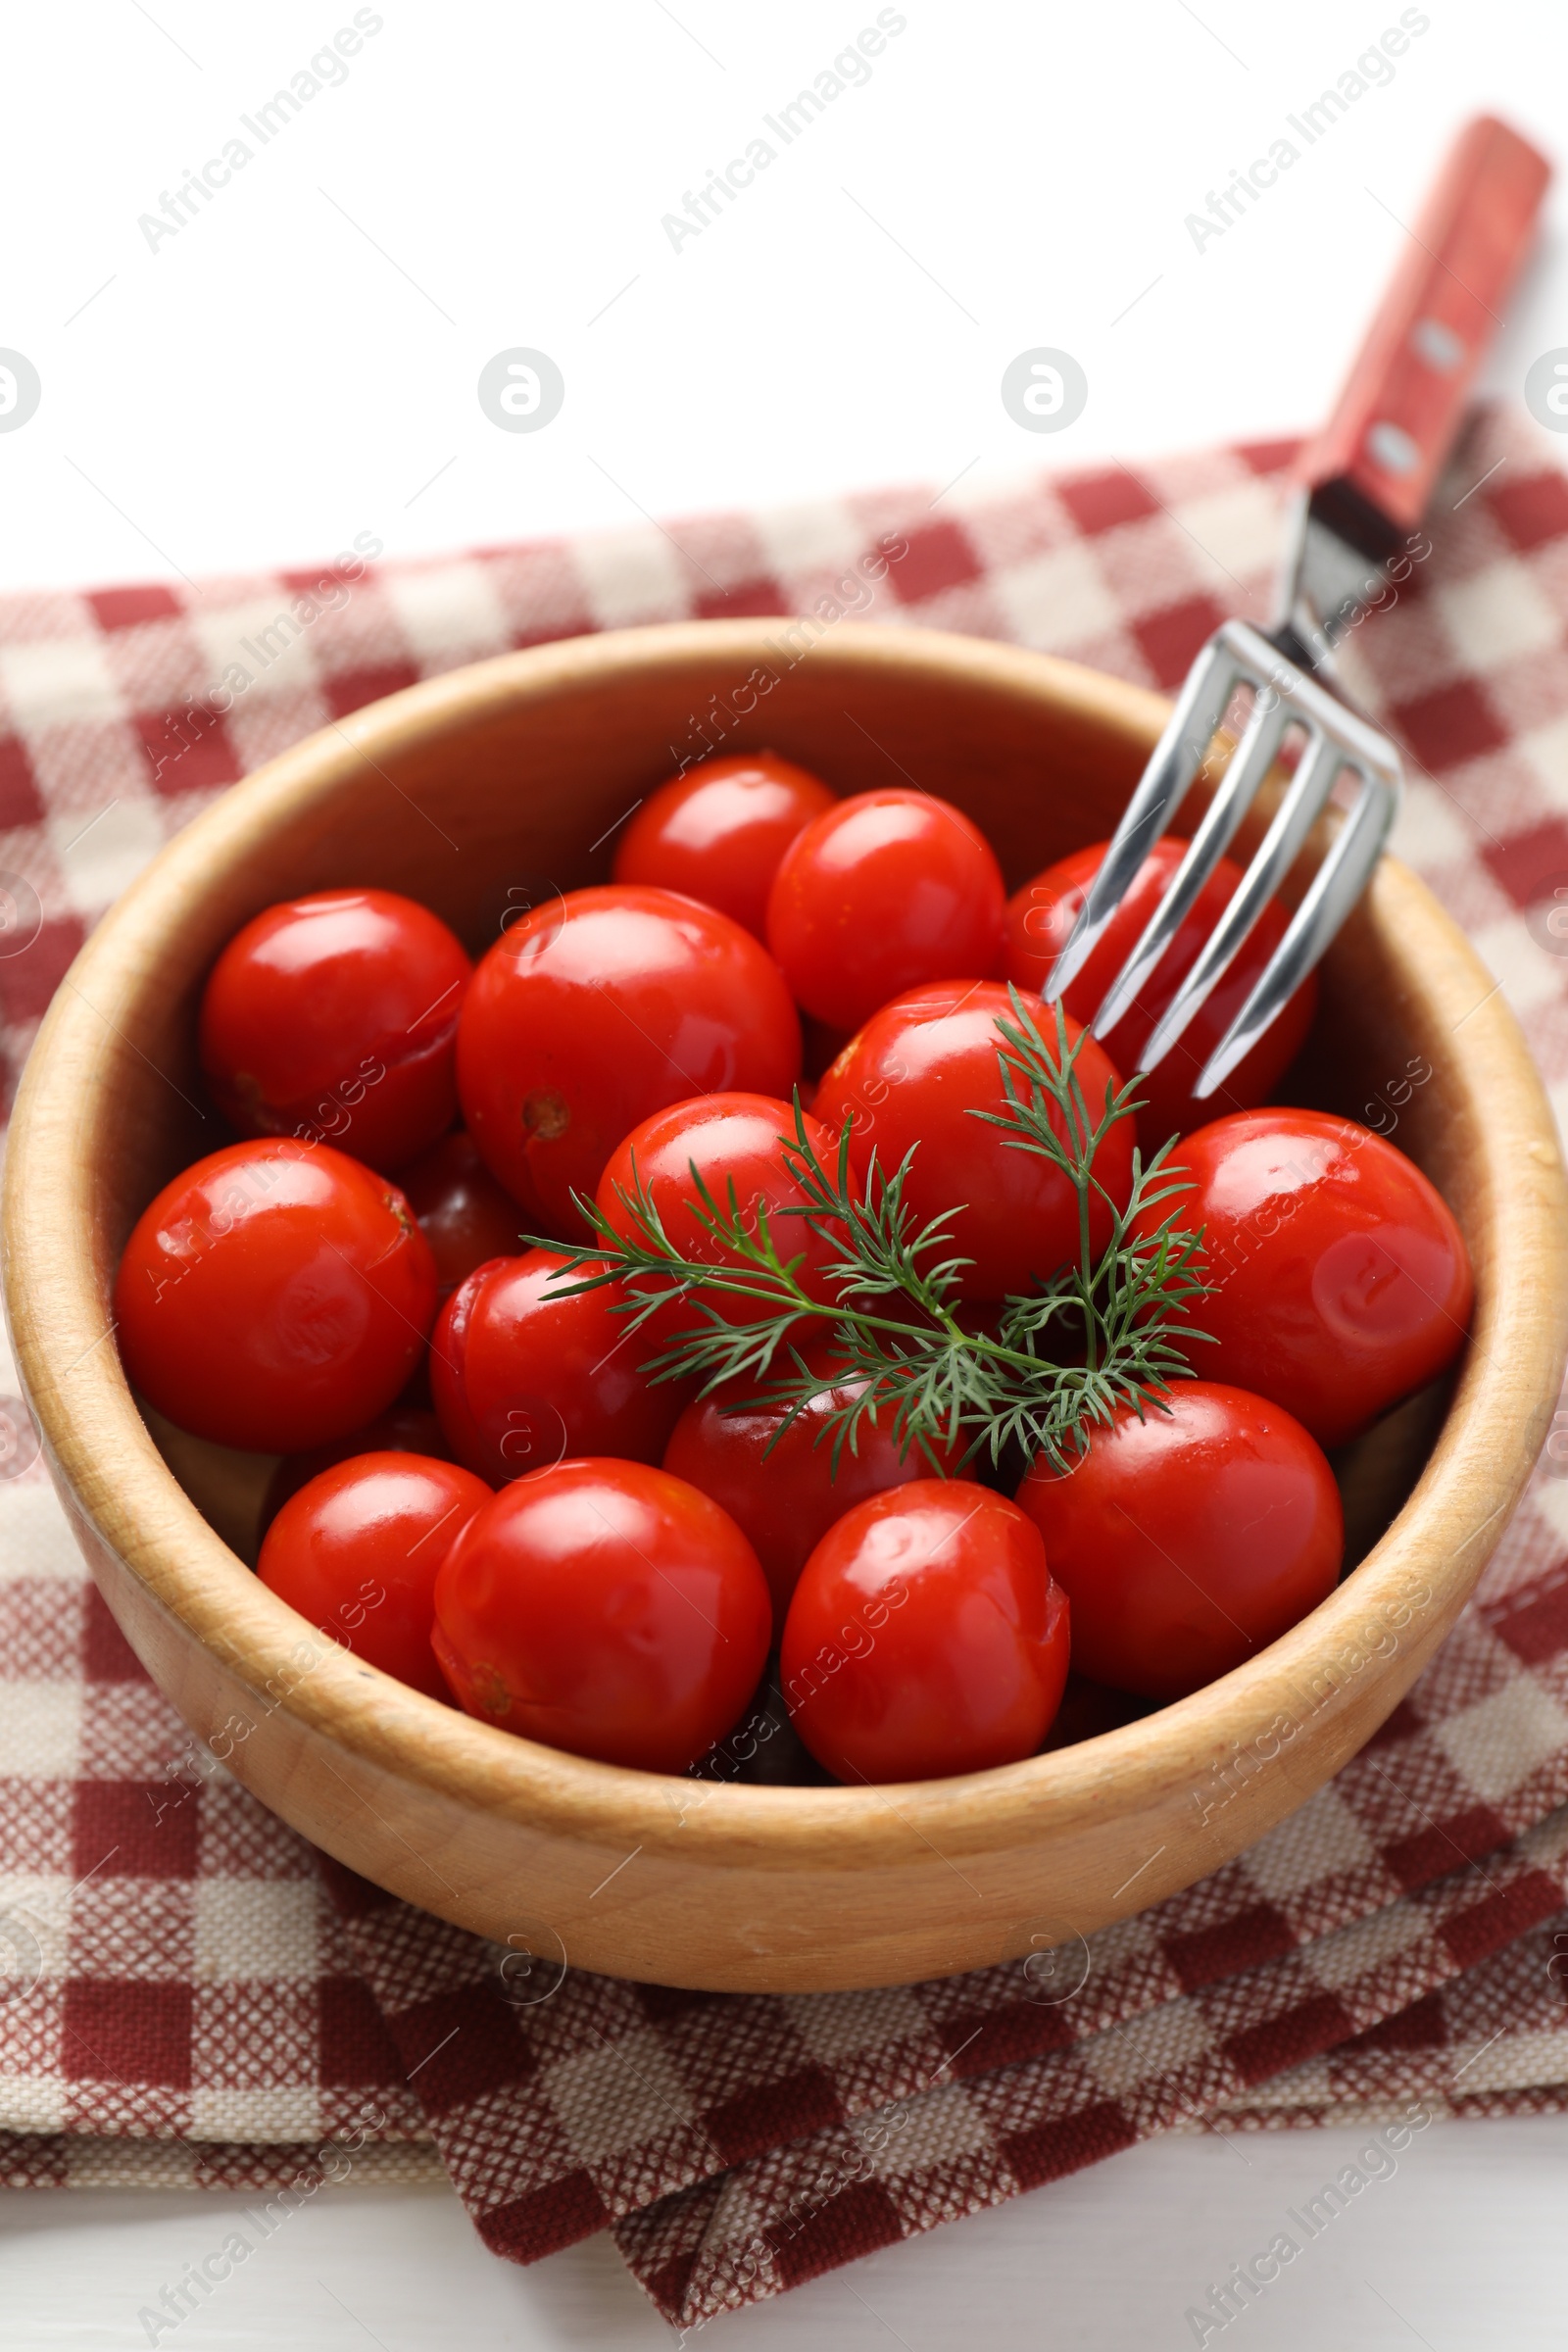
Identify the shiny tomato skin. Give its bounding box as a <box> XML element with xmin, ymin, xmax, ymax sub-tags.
<box><xmin>766</xmin><ymin>789</ymin><xmax>1006</xmax><ymax>1031</ymax></box>
<box><xmin>395</xmin><ymin>1128</ymin><xmax>523</xmax><ymax>1294</ymax></box>
<box><xmin>432</xmin><ymin>1458</ymin><xmax>773</xmax><ymax>1773</ymax></box>
<box><xmin>430</xmin><ymin>1248</ymin><xmax>686</xmax><ymax>1485</ymax></box>
<box><xmin>811</xmin><ymin>980</ymin><xmax>1134</xmax><ymax>1299</ymax></box>
<box><xmin>662</xmin><ymin>1350</ymin><xmax>958</xmax><ymax>1620</ymax></box>
<box><xmin>265</xmin><ymin>1402</ymin><xmax>452</xmax><ymax>1528</ymax></box>
<box><xmin>596</xmin><ymin>1093</ymin><xmax>843</xmax><ymax>1331</ymax></box>
<box><xmin>114</xmin><ymin>1139</ymin><xmax>439</xmax><ymax>1453</ymax></box>
<box><xmin>1146</xmin><ymin>1109</ymin><xmax>1473</xmax><ymax>1447</ymax></box>
<box><xmin>457</xmin><ymin>885</ymin><xmax>802</xmax><ymax>1234</ymax></box>
<box><xmin>1015</xmin><ymin>1382</ymin><xmax>1344</xmax><ymax>1700</ymax></box>
<box><xmin>199</xmin><ymin>890</ymin><xmax>472</xmax><ymax>1174</ymax></box>
<box><xmin>780</xmin><ymin>1481</ymin><xmax>1070</xmax><ymax>1783</ymax></box>
<box><xmin>259</xmin><ymin>1451</ymin><xmax>491</xmax><ymax>1700</ymax></box>
<box><xmin>1005</xmin><ymin>838</ymin><xmax>1318</xmax><ymax>1152</ymax></box>
<box><xmin>612</xmin><ymin>752</ymin><xmax>836</xmax><ymax>938</ymax></box>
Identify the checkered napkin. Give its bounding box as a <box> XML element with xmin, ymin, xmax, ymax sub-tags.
<box><xmin>5</xmin><ymin>408</ymin><xmax>1568</xmax><ymax>2329</ymax></box>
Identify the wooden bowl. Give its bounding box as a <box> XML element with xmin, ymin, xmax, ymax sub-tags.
<box><xmin>6</xmin><ymin>620</ymin><xmax>1566</xmax><ymax>1993</ymax></box>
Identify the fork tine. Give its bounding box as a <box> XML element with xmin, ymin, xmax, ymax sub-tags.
<box><xmin>1090</xmin><ymin>688</ymin><xmax>1296</xmax><ymax>1040</ymax></box>
<box><xmin>1050</xmin><ymin>611</ymin><xmax>1400</xmax><ymax>1073</ymax></box>
<box><xmin>1192</xmin><ymin>768</ymin><xmax>1398</xmax><ymax>1100</ymax></box>
<box><xmin>1044</xmin><ymin>632</ymin><xmax>1242</xmax><ymax>1004</ymax></box>
<box><xmin>1138</xmin><ymin>727</ymin><xmax>1344</xmax><ymax>1075</ymax></box>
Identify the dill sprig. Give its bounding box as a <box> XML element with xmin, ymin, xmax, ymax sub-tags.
<box><xmin>533</xmin><ymin>992</ymin><xmax>1212</xmax><ymax>1475</ymax></box>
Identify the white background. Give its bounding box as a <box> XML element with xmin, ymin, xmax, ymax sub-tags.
<box><xmin>5</xmin><ymin>0</ymin><xmax>1568</xmax><ymax>591</ymax></box>
<box><xmin>5</xmin><ymin>1</ymin><xmax>1568</xmax><ymax>2343</ymax></box>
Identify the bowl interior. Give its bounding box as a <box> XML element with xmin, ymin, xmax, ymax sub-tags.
<box><xmin>78</xmin><ymin>625</ymin><xmax>1456</xmax><ymax>1226</ymax></box>
<box><xmin>96</xmin><ymin>625</ymin><xmax>1454</xmax><ymax>1571</ymax></box>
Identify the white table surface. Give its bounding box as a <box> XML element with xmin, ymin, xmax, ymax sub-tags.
<box><xmin>7</xmin><ymin>0</ymin><xmax>1568</xmax><ymax>589</ymax></box>
<box><xmin>4</xmin><ymin>2118</ymin><xmax>1568</xmax><ymax>2349</ymax></box>
<box><xmin>6</xmin><ymin>2</ymin><xmax>1568</xmax><ymax>2343</ymax></box>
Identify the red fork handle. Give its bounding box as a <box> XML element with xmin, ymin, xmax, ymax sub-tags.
<box><xmin>1296</xmin><ymin>114</ymin><xmax>1551</xmax><ymax>547</ymax></box>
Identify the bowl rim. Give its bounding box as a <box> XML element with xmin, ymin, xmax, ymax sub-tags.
<box><xmin>5</xmin><ymin>616</ymin><xmax>1566</xmax><ymax>1876</ymax></box>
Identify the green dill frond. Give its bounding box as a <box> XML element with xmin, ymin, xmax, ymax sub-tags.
<box><xmin>522</xmin><ymin>1004</ymin><xmax>1212</xmax><ymax>1477</ymax></box>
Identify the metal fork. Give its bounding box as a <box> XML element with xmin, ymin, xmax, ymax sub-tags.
<box><xmin>1045</xmin><ymin>116</ymin><xmax>1550</xmax><ymax>1102</ymax></box>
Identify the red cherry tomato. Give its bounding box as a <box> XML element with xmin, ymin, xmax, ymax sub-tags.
<box><xmin>766</xmin><ymin>788</ymin><xmax>1006</xmax><ymax>1031</ymax></box>
<box><xmin>115</xmin><ymin>1140</ymin><xmax>438</xmax><ymax>1452</ymax></box>
<box><xmin>780</xmin><ymin>1481</ymin><xmax>1069</xmax><ymax>1783</ymax></box>
<box><xmin>430</xmin><ymin>1247</ymin><xmax>687</xmax><ymax>1485</ymax></box>
<box><xmin>457</xmin><ymin>885</ymin><xmax>801</xmax><ymax>1234</ymax></box>
<box><xmin>432</xmin><ymin>1458</ymin><xmax>772</xmax><ymax>1772</ymax></box>
<box><xmin>811</xmin><ymin>980</ymin><xmax>1134</xmax><ymax>1299</ymax></box>
<box><xmin>662</xmin><ymin>1346</ymin><xmax>959</xmax><ymax>1620</ymax></box>
<box><xmin>259</xmin><ymin>1451</ymin><xmax>492</xmax><ymax>1701</ymax></box>
<box><xmin>266</xmin><ymin>1401</ymin><xmax>452</xmax><ymax>1528</ymax></box>
<box><xmin>1144</xmin><ymin>1109</ymin><xmax>1473</xmax><ymax>1447</ymax></box>
<box><xmin>396</xmin><ymin>1128</ymin><xmax>523</xmax><ymax>1295</ymax></box>
<box><xmin>1005</xmin><ymin>838</ymin><xmax>1318</xmax><ymax>1152</ymax></box>
<box><xmin>612</xmin><ymin>752</ymin><xmax>836</xmax><ymax>938</ymax></box>
<box><xmin>596</xmin><ymin>1093</ymin><xmax>843</xmax><ymax>1330</ymax></box>
<box><xmin>199</xmin><ymin>889</ymin><xmax>472</xmax><ymax>1174</ymax></box>
<box><xmin>1015</xmin><ymin>1382</ymin><xmax>1344</xmax><ymax>1700</ymax></box>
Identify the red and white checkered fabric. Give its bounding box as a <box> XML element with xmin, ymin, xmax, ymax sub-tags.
<box><xmin>4</xmin><ymin>407</ymin><xmax>1568</xmax><ymax>2328</ymax></box>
